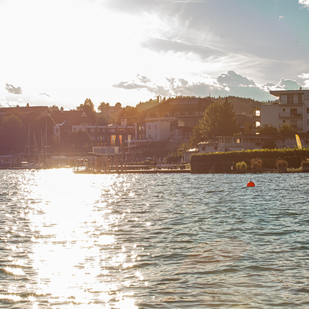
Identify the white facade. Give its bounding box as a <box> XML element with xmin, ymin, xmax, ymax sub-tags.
<box><xmin>146</xmin><ymin>121</ymin><xmax>171</xmax><ymax>141</ymax></box>
<box><xmin>259</xmin><ymin>89</ymin><xmax>309</xmax><ymax>133</ymax></box>
<box><xmin>217</xmin><ymin>134</ymin><xmax>307</xmax><ymax>151</ymax></box>
<box><xmin>197</xmin><ymin>141</ymin><xmax>219</xmax><ymax>153</ymax></box>
<box><xmin>183</xmin><ymin>148</ymin><xmax>198</xmax><ymax>163</ymax></box>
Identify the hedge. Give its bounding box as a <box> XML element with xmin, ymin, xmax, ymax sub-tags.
<box><xmin>190</xmin><ymin>148</ymin><xmax>309</xmax><ymax>173</ymax></box>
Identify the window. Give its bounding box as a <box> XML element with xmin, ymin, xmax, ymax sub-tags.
<box><xmin>290</xmin><ymin>108</ymin><xmax>297</xmax><ymax>116</ymax></box>
<box><xmin>283</xmin><ymin>120</ymin><xmax>285</xmax><ymax>123</ymax></box>
<box><xmin>293</xmin><ymin>94</ymin><xmax>298</xmax><ymax>104</ymax></box>
<box><xmin>281</xmin><ymin>95</ymin><xmax>287</xmax><ymax>104</ymax></box>
<box><xmin>307</xmin><ymin>108</ymin><xmax>309</xmax><ymax>114</ymax></box>
<box><xmin>283</xmin><ymin>108</ymin><xmax>285</xmax><ymax>112</ymax></box>
<box><xmin>288</xmin><ymin>94</ymin><xmax>293</xmax><ymax>104</ymax></box>
<box><xmin>255</xmin><ymin>110</ymin><xmax>260</xmax><ymax>116</ymax></box>
<box><xmin>155</xmin><ymin>134</ymin><xmax>157</xmax><ymax>138</ymax></box>
<box><xmin>148</xmin><ymin>125</ymin><xmax>151</xmax><ymax>129</ymax></box>
<box><xmin>155</xmin><ymin>125</ymin><xmax>157</xmax><ymax>129</ymax></box>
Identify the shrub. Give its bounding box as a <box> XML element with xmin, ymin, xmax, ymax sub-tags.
<box><xmin>276</xmin><ymin>159</ymin><xmax>288</xmax><ymax>169</ymax></box>
<box><xmin>301</xmin><ymin>159</ymin><xmax>309</xmax><ymax>167</ymax></box>
<box><xmin>236</xmin><ymin>161</ymin><xmax>247</xmax><ymax>171</ymax></box>
<box><xmin>251</xmin><ymin>158</ymin><xmax>262</xmax><ymax>170</ymax></box>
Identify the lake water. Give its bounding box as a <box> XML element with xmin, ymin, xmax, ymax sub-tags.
<box><xmin>0</xmin><ymin>169</ymin><xmax>309</xmax><ymax>308</ymax></box>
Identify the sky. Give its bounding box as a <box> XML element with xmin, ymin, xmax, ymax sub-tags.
<box><xmin>1</xmin><ymin>0</ymin><xmax>309</xmax><ymax>110</ymax></box>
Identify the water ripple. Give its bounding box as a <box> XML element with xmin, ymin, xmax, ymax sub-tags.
<box><xmin>0</xmin><ymin>170</ymin><xmax>309</xmax><ymax>308</ymax></box>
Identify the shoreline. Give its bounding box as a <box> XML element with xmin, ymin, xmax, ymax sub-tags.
<box><xmin>73</xmin><ymin>168</ymin><xmax>191</xmax><ymax>174</ymax></box>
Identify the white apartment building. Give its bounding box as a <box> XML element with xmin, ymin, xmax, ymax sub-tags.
<box><xmin>256</xmin><ymin>89</ymin><xmax>309</xmax><ymax>133</ymax></box>
<box><xmin>146</xmin><ymin>121</ymin><xmax>171</xmax><ymax>141</ymax></box>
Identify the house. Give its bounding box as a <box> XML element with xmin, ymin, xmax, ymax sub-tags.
<box><xmin>197</xmin><ymin>141</ymin><xmax>219</xmax><ymax>153</ymax></box>
<box><xmin>218</xmin><ymin>135</ymin><xmax>274</xmax><ymax>151</ymax></box>
<box><xmin>146</xmin><ymin>121</ymin><xmax>171</xmax><ymax>141</ymax></box>
<box><xmin>254</xmin><ymin>88</ymin><xmax>309</xmax><ymax>133</ymax></box>
<box><xmin>75</xmin><ymin>124</ymin><xmax>135</xmax><ymax>147</ymax></box>
<box><xmin>52</xmin><ymin>109</ymin><xmax>93</xmax><ymax>143</ymax></box>
<box><xmin>145</xmin><ymin>97</ymin><xmax>213</xmax><ymax>143</ymax></box>
<box><xmin>216</xmin><ymin>133</ymin><xmax>309</xmax><ymax>152</ymax></box>
<box><xmin>0</xmin><ymin>154</ymin><xmax>22</xmax><ymax>167</ymax></box>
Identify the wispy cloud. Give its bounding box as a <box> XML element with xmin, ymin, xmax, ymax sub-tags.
<box><xmin>39</xmin><ymin>93</ymin><xmax>50</xmax><ymax>97</ymax></box>
<box><xmin>142</xmin><ymin>38</ymin><xmax>225</xmax><ymax>60</ymax></box>
<box><xmin>5</xmin><ymin>83</ymin><xmax>22</xmax><ymax>95</ymax></box>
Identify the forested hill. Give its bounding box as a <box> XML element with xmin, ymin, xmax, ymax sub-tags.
<box><xmin>211</xmin><ymin>96</ymin><xmax>264</xmax><ymax>114</ymax></box>
<box><xmin>137</xmin><ymin>96</ymin><xmax>266</xmax><ymax>115</ymax></box>
<box><xmin>136</xmin><ymin>98</ymin><xmax>160</xmax><ymax>111</ymax></box>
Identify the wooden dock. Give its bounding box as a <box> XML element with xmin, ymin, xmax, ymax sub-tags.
<box><xmin>73</xmin><ymin>168</ymin><xmax>191</xmax><ymax>174</ymax></box>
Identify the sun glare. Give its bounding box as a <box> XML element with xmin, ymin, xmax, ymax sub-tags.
<box><xmin>22</xmin><ymin>169</ymin><xmax>139</xmax><ymax>307</ymax></box>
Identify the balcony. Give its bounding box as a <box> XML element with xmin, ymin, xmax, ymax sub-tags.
<box><xmin>279</xmin><ymin>112</ymin><xmax>302</xmax><ymax>119</ymax></box>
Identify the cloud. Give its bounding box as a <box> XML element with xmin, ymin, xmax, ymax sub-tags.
<box><xmin>114</xmin><ymin>71</ymin><xmax>268</xmax><ymax>101</ymax></box>
<box><xmin>5</xmin><ymin>83</ymin><xmax>22</xmax><ymax>95</ymax></box>
<box><xmin>39</xmin><ymin>92</ymin><xmax>50</xmax><ymax>97</ymax></box>
<box><xmin>136</xmin><ymin>75</ymin><xmax>151</xmax><ymax>84</ymax></box>
<box><xmin>217</xmin><ymin>71</ymin><xmax>256</xmax><ymax>87</ymax></box>
<box><xmin>114</xmin><ymin>71</ymin><xmax>309</xmax><ymax>103</ymax></box>
<box><xmin>298</xmin><ymin>73</ymin><xmax>309</xmax><ymax>88</ymax></box>
<box><xmin>299</xmin><ymin>0</ymin><xmax>309</xmax><ymax>9</ymax></box>
<box><xmin>142</xmin><ymin>38</ymin><xmax>224</xmax><ymax>60</ymax></box>
<box><xmin>0</xmin><ymin>87</ymin><xmax>65</xmax><ymax>109</ymax></box>
<box><xmin>275</xmin><ymin>79</ymin><xmax>301</xmax><ymax>90</ymax></box>
<box><xmin>299</xmin><ymin>73</ymin><xmax>309</xmax><ymax>79</ymax></box>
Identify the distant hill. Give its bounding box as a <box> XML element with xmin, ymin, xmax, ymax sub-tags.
<box><xmin>136</xmin><ymin>98</ymin><xmax>160</xmax><ymax>111</ymax></box>
<box><xmin>137</xmin><ymin>96</ymin><xmax>266</xmax><ymax>115</ymax></box>
<box><xmin>212</xmin><ymin>96</ymin><xmax>263</xmax><ymax>114</ymax></box>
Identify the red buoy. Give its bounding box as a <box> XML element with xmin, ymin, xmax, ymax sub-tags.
<box><xmin>247</xmin><ymin>180</ymin><xmax>255</xmax><ymax>187</ymax></box>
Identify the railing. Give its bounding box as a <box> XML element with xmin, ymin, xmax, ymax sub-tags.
<box><xmin>279</xmin><ymin>112</ymin><xmax>302</xmax><ymax>118</ymax></box>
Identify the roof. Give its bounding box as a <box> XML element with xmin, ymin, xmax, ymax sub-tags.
<box><xmin>52</xmin><ymin>110</ymin><xmax>93</xmax><ymax>125</ymax></box>
<box><xmin>270</xmin><ymin>89</ymin><xmax>307</xmax><ymax>97</ymax></box>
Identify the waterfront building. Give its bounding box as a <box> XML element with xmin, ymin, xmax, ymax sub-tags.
<box><xmin>144</xmin><ymin>97</ymin><xmax>213</xmax><ymax>143</ymax></box>
<box><xmin>146</xmin><ymin>121</ymin><xmax>171</xmax><ymax>141</ymax></box>
<box><xmin>254</xmin><ymin>88</ymin><xmax>309</xmax><ymax>133</ymax></box>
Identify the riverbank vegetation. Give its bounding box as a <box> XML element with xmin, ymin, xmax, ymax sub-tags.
<box><xmin>191</xmin><ymin>148</ymin><xmax>309</xmax><ymax>173</ymax></box>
